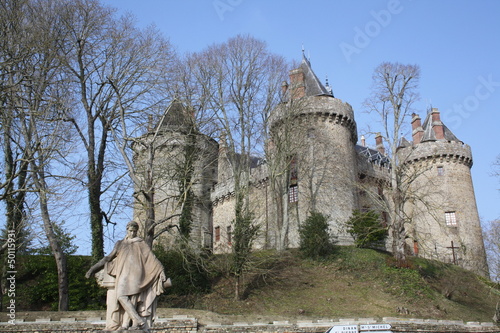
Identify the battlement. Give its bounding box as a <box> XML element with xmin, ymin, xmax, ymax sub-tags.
<box><xmin>399</xmin><ymin>140</ymin><xmax>473</xmax><ymax>167</ymax></box>
<box><xmin>270</xmin><ymin>96</ymin><xmax>357</xmax><ymax>142</ymax></box>
<box><xmin>211</xmin><ymin>163</ymin><xmax>268</xmax><ymax>205</ymax></box>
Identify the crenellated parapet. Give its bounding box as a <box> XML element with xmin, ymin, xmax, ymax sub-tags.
<box><xmin>399</xmin><ymin>140</ymin><xmax>473</xmax><ymax>168</ymax></box>
<box><xmin>211</xmin><ymin>163</ymin><xmax>268</xmax><ymax>206</ymax></box>
<box><xmin>270</xmin><ymin>96</ymin><xmax>357</xmax><ymax>143</ymax></box>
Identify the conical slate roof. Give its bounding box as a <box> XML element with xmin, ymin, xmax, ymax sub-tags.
<box><xmin>299</xmin><ymin>56</ymin><xmax>334</xmax><ymax>97</ymax></box>
<box><xmin>420</xmin><ymin>111</ymin><xmax>460</xmax><ymax>143</ymax></box>
<box><xmin>156</xmin><ymin>99</ymin><xmax>194</xmax><ymax>132</ymax></box>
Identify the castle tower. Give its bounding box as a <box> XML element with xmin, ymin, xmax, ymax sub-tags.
<box><xmin>399</xmin><ymin>108</ymin><xmax>488</xmax><ymax>276</ymax></box>
<box><xmin>269</xmin><ymin>56</ymin><xmax>359</xmax><ymax>246</ymax></box>
<box><xmin>132</xmin><ymin>100</ymin><xmax>218</xmax><ymax>248</ymax></box>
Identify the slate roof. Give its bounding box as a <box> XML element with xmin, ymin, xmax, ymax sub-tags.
<box><xmin>156</xmin><ymin>99</ymin><xmax>195</xmax><ymax>133</ymax></box>
<box><xmin>299</xmin><ymin>56</ymin><xmax>334</xmax><ymax>97</ymax></box>
<box><xmin>420</xmin><ymin>111</ymin><xmax>461</xmax><ymax>143</ymax></box>
<box><xmin>355</xmin><ymin>145</ymin><xmax>390</xmax><ymax>167</ymax></box>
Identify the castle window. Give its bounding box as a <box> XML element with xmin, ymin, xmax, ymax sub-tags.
<box><xmin>381</xmin><ymin>211</ymin><xmax>388</xmax><ymax>226</ymax></box>
<box><xmin>215</xmin><ymin>226</ymin><xmax>220</xmax><ymax>242</ymax></box>
<box><xmin>445</xmin><ymin>211</ymin><xmax>457</xmax><ymax>226</ymax></box>
<box><xmin>288</xmin><ymin>154</ymin><xmax>298</xmax><ymax>203</ymax></box>
<box><xmin>227</xmin><ymin>226</ymin><xmax>232</xmax><ymax>245</ymax></box>
<box><xmin>413</xmin><ymin>240</ymin><xmax>419</xmax><ymax>256</ymax></box>
<box><xmin>289</xmin><ymin>185</ymin><xmax>299</xmax><ymax>203</ymax></box>
<box><xmin>437</xmin><ymin>166</ymin><xmax>444</xmax><ymax>176</ymax></box>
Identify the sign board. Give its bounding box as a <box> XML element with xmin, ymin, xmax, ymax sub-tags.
<box><xmin>326</xmin><ymin>324</ymin><xmax>392</xmax><ymax>333</ymax></box>
<box><xmin>360</xmin><ymin>324</ymin><xmax>392</xmax><ymax>331</ymax></box>
<box><xmin>326</xmin><ymin>325</ymin><xmax>359</xmax><ymax>333</ymax></box>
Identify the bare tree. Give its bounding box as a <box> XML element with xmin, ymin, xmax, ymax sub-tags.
<box><xmin>19</xmin><ymin>110</ymin><xmax>73</xmax><ymax>311</ymax></box>
<box><xmin>90</xmin><ymin>20</ymin><xmax>176</xmax><ymax>248</ymax></box>
<box><xmin>487</xmin><ymin>157</ymin><xmax>500</xmax><ymax>280</ymax></box>
<box><xmin>56</xmin><ymin>0</ymin><xmax>174</xmax><ymax>258</ymax></box>
<box><xmin>0</xmin><ymin>0</ymin><xmax>35</xmax><ymax>254</ymax></box>
<box><xmin>1</xmin><ymin>0</ymin><xmax>77</xmax><ymax>310</ymax></box>
<box><xmin>494</xmin><ymin>154</ymin><xmax>500</xmax><ymax>179</ymax></box>
<box><xmin>363</xmin><ymin>62</ymin><xmax>420</xmax><ymax>263</ymax></box>
<box><xmin>110</xmin><ymin>101</ymin><xmax>190</xmax><ymax>248</ymax></box>
<box><xmin>188</xmin><ymin>35</ymin><xmax>287</xmax><ymax>299</ymax></box>
<box><xmin>483</xmin><ymin>219</ymin><xmax>500</xmax><ymax>282</ymax></box>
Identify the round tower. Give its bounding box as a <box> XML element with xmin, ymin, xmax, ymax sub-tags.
<box><xmin>399</xmin><ymin>108</ymin><xmax>488</xmax><ymax>276</ymax></box>
<box><xmin>269</xmin><ymin>56</ymin><xmax>359</xmax><ymax>246</ymax></box>
<box><xmin>132</xmin><ymin>100</ymin><xmax>218</xmax><ymax>248</ymax></box>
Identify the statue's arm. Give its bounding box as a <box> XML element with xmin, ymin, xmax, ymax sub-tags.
<box><xmin>85</xmin><ymin>244</ymin><xmax>119</xmax><ymax>279</ymax></box>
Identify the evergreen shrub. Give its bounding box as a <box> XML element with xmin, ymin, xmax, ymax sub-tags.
<box><xmin>298</xmin><ymin>211</ymin><xmax>336</xmax><ymax>259</ymax></box>
<box><xmin>346</xmin><ymin>210</ymin><xmax>387</xmax><ymax>248</ymax></box>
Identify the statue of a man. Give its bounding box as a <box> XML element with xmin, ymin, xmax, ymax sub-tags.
<box><xmin>86</xmin><ymin>221</ymin><xmax>170</xmax><ymax>331</ymax></box>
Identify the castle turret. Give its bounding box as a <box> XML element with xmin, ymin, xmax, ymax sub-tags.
<box><xmin>133</xmin><ymin>100</ymin><xmax>218</xmax><ymax>248</ymax></box>
<box><xmin>269</xmin><ymin>55</ymin><xmax>358</xmax><ymax>246</ymax></box>
<box><xmin>399</xmin><ymin>108</ymin><xmax>488</xmax><ymax>276</ymax></box>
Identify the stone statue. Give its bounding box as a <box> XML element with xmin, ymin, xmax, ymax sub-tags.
<box><xmin>86</xmin><ymin>221</ymin><xmax>171</xmax><ymax>331</ymax></box>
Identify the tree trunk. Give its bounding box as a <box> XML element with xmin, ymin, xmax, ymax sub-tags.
<box><xmin>391</xmin><ymin>186</ymin><xmax>406</xmax><ymax>264</ymax></box>
<box><xmin>277</xmin><ymin>191</ymin><xmax>289</xmax><ymax>251</ymax></box>
<box><xmin>144</xmin><ymin>144</ymin><xmax>156</xmax><ymax>248</ymax></box>
<box><xmin>32</xmin><ymin>169</ymin><xmax>69</xmax><ymax>311</ymax></box>
<box><xmin>88</xmin><ymin>175</ymin><xmax>104</xmax><ymax>260</ymax></box>
<box><xmin>234</xmin><ymin>275</ymin><xmax>241</xmax><ymax>301</ymax></box>
<box><xmin>144</xmin><ymin>190</ymin><xmax>155</xmax><ymax>248</ymax></box>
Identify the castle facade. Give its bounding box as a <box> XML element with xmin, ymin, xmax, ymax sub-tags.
<box><xmin>134</xmin><ymin>57</ymin><xmax>488</xmax><ymax>276</ymax></box>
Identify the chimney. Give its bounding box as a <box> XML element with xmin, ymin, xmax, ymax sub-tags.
<box><xmin>360</xmin><ymin>135</ymin><xmax>366</xmax><ymax>147</ymax></box>
<box><xmin>375</xmin><ymin>133</ymin><xmax>385</xmax><ymax>155</ymax></box>
<box><xmin>281</xmin><ymin>81</ymin><xmax>289</xmax><ymax>100</ymax></box>
<box><xmin>217</xmin><ymin>132</ymin><xmax>230</xmax><ymax>182</ymax></box>
<box><xmin>289</xmin><ymin>68</ymin><xmax>305</xmax><ymax>100</ymax></box>
<box><xmin>411</xmin><ymin>113</ymin><xmax>424</xmax><ymax>144</ymax></box>
<box><xmin>218</xmin><ymin>132</ymin><xmax>227</xmax><ymax>154</ymax></box>
<box><xmin>431</xmin><ymin>108</ymin><xmax>444</xmax><ymax>140</ymax></box>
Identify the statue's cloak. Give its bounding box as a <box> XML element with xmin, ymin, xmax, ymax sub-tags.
<box><xmin>107</xmin><ymin>237</ymin><xmax>165</xmax><ymax>320</ymax></box>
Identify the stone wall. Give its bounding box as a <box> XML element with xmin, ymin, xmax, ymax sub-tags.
<box><xmin>1</xmin><ymin>313</ymin><xmax>498</xmax><ymax>333</ymax></box>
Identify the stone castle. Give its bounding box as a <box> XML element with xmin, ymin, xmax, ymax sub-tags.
<box><xmin>134</xmin><ymin>56</ymin><xmax>488</xmax><ymax>276</ymax></box>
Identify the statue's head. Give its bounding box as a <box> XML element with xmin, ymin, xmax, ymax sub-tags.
<box><xmin>126</xmin><ymin>221</ymin><xmax>139</xmax><ymax>232</ymax></box>
<box><xmin>125</xmin><ymin>221</ymin><xmax>139</xmax><ymax>240</ymax></box>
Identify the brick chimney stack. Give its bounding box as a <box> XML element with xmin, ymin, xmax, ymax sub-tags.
<box><xmin>375</xmin><ymin>133</ymin><xmax>385</xmax><ymax>155</ymax></box>
<box><xmin>411</xmin><ymin>113</ymin><xmax>424</xmax><ymax>144</ymax></box>
<box><xmin>361</xmin><ymin>135</ymin><xmax>366</xmax><ymax>147</ymax></box>
<box><xmin>289</xmin><ymin>68</ymin><xmax>305</xmax><ymax>100</ymax></box>
<box><xmin>218</xmin><ymin>132</ymin><xmax>227</xmax><ymax>154</ymax></box>
<box><xmin>431</xmin><ymin>108</ymin><xmax>444</xmax><ymax>140</ymax></box>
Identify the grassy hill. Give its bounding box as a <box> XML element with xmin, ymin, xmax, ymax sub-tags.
<box><xmin>8</xmin><ymin>247</ymin><xmax>500</xmax><ymax>324</ymax></box>
<box><xmin>161</xmin><ymin>247</ymin><xmax>500</xmax><ymax>323</ymax></box>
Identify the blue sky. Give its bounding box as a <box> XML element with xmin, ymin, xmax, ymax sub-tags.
<box><xmin>88</xmin><ymin>0</ymin><xmax>500</xmax><ymax>254</ymax></box>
